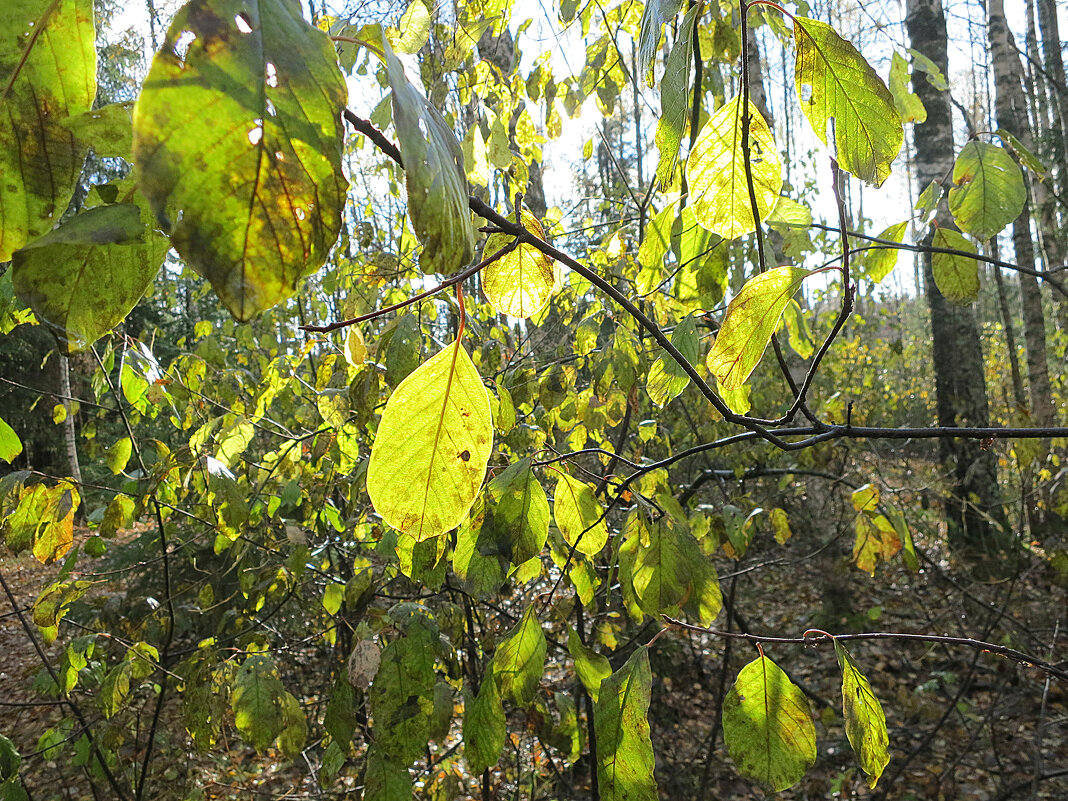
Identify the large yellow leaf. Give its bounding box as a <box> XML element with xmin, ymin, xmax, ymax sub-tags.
<box><xmin>367</xmin><ymin>341</ymin><xmax>493</xmax><ymax>540</ymax></box>
<box><xmin>482</xmin><ymin>209</ymin><xmax>556</xmax><ymax>318</ymax></box>
<box><xmin>688</xmin><ymin>96</ymin><xmax>783</xmax><ymax>240</ymax></box>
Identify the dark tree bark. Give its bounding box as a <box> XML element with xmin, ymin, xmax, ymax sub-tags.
<box><xmin>988</xmin><ymin>0</ymin><xmax>1056</xmax><ymax>428</ymax></box>
<box><xmin>905</xmin><ymin>0</ymin><xmax>1011</xmax><ymax>565</ymax></box>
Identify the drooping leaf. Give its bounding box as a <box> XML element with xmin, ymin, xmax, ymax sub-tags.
<box><xmin>851</xmin><ymin>483</ymin><xmax>880</xmax><ymax>513</ymax></box>
<box><xmin>909</xmin><ymin>47</ymin><xmax>948</xmax><ymax>90</ymax></box>
<box><xmin>463</xmin><ymin>674</ymin><xmax>506</xmax><ymax>774</ymax></box>
<box><xmin>385</xmin><ymin>42</ymin><xmax>475</xmax><ymax>275</ymax></box>
<box><xmin>277</xmin><ymin>691</ymin><xmax>308</xmax><ymax>758</ymax></box>
<box><xmin>364</xmin><ymin>746</ymin><xmax>412</xmax><ymax>801</ymax></box>
<box><xmin>997</xmin><ymin>128</ymin><xmax>1046</xmax><ymax>178</ymax></box>
<box><xmin>491</xmin><ymin>604</ymin><xmax>546</xmax><ymax>706</ymax></box>
<box><xmin>553</xmin><ymin>472</ymin><xmax>609</xmax><ymax>556</ymax></box>
<box><xmin>133</xmin><ymin>0</ymin><xmax>349</xmax><ymax>320</ymax></box>
<box><xmin>653</xmin><ymin>2</ymin><xmax>701</xmax><ymax>188</ymax></box>
<box><xmin>30</xmin><ymin>483</ymin><xmax>78</xmax><ymax>565</ymax></box>
<box><xmin>794</xmin><ymin>16</ymin><xmax>903</xmax><ymax>187</ymax></box>
<box><xmin>453</xmin><ymin>496</ymin><xmax>509</xmax><ymax>598</ymax></box>
<box><xmin>628</xmin><ymin>510</ymin><xmax>690</xmax><ymax>617</ymax></box>
<box><xmin>688</xmin><ymin>96</ymin><xmax>783</xmax><ymax>239</ymax></box>
<box><xmin>487</xmin><ymin>458</ymin><xmax>550</xmax><ymax>564</ymax></box>
<box><xmin>0</xmin><ymin>417</ymin><xmax>22</xmax><ymax>464</ymax></box>
<box><xmin>0</xmin><ymin>0</ymin><xmax>96</xmax><ymax>261</ymax></box>
<box><xmin>707</xmin><ymin>266</ymin><xmax>811</xmax><ymax>390</ymax></box>
<box><xmin>852</xmin><ymin>512</ymin><xmax>902</xmax><ymax>575</ymax></box>
<box><xmin>482</xmin><ymin>209</ymin><xmax>556</xmax><ymax>318</ymax></box>
<box><xmin>595</xmin><ymin>646</ymin><xmax>657</xmax><ymax>801</ymax></box>
<box><xmin>32</xmin><ymin>580</ymin><xmax>91</xmax><ymax>630</ymax></box>
<box><xmin>637</xmin><ymin>0</ymin><xmax>683</xmax><ymax>86</ymax></box>
<box><xmin>366</xmin><ymin>341</ymin><xmax>493</xmax><ymax>540</ymax></box>
<box><xmin>888</xmin><ymin>52</ymin><xmax>926</xmax><ymax>124</ymax></box>
<box><xmin>567</xmin><ymin>627</ymin><xmax>611</xmax><ymax>703</ymax></box>
<box><xmin>915</xmin><ymin>181</ymin><xmax>944</xmax><ymax>223</ymax></box>
<box><xmin>860</xmin><ymin>220</ymin><xmax>907</xmax><ymax>283</ymax></box>
<box><xmin>722</xmin><ymin>654</ymin><xmax>816</xmax><ymax>791</ymax></box>
<box><xmin>835</xmin><ymin>641</ymin><xmax>890</xmax><ymax>788</ymax></box>
<box><xmin>369</xmin><ymin>620</ymin><xmax>436</xmax><ymax>763</ymax></box>
<box><xmin>930</xmin><ymin>227</ymin><xmax>979</xmax><ymax>303</ymax></box>
<box><xmin>387</xmin><ymin>1</ymin><xmax>431</xmax><ymax>54</ymax></box>
<box><xmin>647</xmin><ymin>313</ymin><xmax>699</xmax><ymax>407</ymax></box>
<box><xmin>232</xmin><ymin>654</ymin><xmax>286</xmax><ymax>752</ymax></box>
<box><xmin>12</xmin><ymin>204</ymin><xmax>168</xmax><ymax>352</ymax></box>
<box><xmin>948</xmin><ymin>141</ymin><xmax>1025</xmax><ymax>241</ymax></box>
<box><xmin>0</xmin><ymin>733</ymin><xmax>18</xmax><ymax>783</ymax></box>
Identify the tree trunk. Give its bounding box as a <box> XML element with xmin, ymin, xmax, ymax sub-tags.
<box><xmin>1036</xmin><ymin>0</ymin><xmax>1068</xmax><ymax>188</ymax></box>
<box><xmin>905</xmin><ymin>0</ymin><xmax>1010</xmax><ymax>565</ymax></box>
<box><xmin>988</xmin><ymin>0</ymin><xmax>1056</xmax><ymax>428</ymax></box>
<box><xmin>59</xmin><ymin>353</ymin><xmax>82</xmax><ymax>486</ymax></box>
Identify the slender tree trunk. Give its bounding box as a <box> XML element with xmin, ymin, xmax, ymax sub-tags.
<box><xmin>1036</xmin><ymin>0</ymin><xmax>1068</xmax><ymax>187</ymax></box>
<box><xmin>906</xmin><ymin>0</ymin><xmax>1009</xmax><ymax>564</ymax></box>
<box><xmin>59</xmin><ymin>353</ymin><xmax>82</xmax><ymax>486</ymax></box>
<box><xmin>988</xmin><ymin>0</ymin><xmax>1055</xmax><ymax>428</ymax></box>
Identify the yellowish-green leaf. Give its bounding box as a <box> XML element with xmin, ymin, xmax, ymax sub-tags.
<box><xmin>491</xmin><ymin>604</ymin><xmax>546</xmax><ymax>706</ymax></box>
<box><xmin>930</xmin><ymin>227</ymin><xmax>979</xmax><ymax>303</ymax></box>
<box><xmin>948</xmin><ymin>141</ymin><xmax>1025</xmax><ymax>241</ymax></box>
<box><xmin>345</xmin><ymin>326</ymin><xmax>367</xmax><ymax>367</ymax></box>
<box><xmin>909</xmin><ymin>47</ymin><xmax>948</xmax><ymax>90</ymax></box>
<box><xmin>723</xmin><ymin>655</ymin><xmax>816</xmax><ymax>791</ymax></box>
<box><xmin>463</xmin><ymin>674</ymin><xmax>506</xmax><ymax>774</ymax></box>
<box><xmin>367</xmin><ymin>341</ymin><xmax>493</xmax><ymax>540</ymax></box>
<box><xmin>567</xmin><ymin>627</ymin><xmax>611</xmax><ymax>703</ymax></box>
<box><xmin>553</xmin><ymin>472</ymin><xmax>609</xmax><ymax>556</ymax></box>
<box><xmin>232</xmin><ymin>653</ymin><xmax>285</xmax><ymax>752</ymax></box>
<box><xmin>997</xmin><ymin>128</ymin><xmax>1046</xmax><ymax>178</ymax></box>
<box><xmin>860</xmin><ymin>220</ymin><xmax>907</xmax><ymax>283</ymax></box>
<box><xmin>595</xmin><ymin>646</ymin><xmax>658</xmax><ymax>801</ymax></box>
<box><xmin>835</xmin><ymin>641</ymin><xmax>890</xmax><ymax>788</ymax></box>
<box><xmin>0</xmin><ymin>0</ymin><xmax>96</xmax><ymax>261</ymax></box>
<box><xmin>647</xmin><ymin>313</ymin><xmax>699</xmax><ymax>407</ymax></box>
<box><xmin>766</xmin><ymin>196</ymin><xmax>812</xmax><ymax>228</ymax></box>
<box><xmin>688</xmin><ymin>96</ymin><xmax>783</xmax><ymax>239</ymax></box>
<box><xmin>387</xmin><ymin>0</ymin><xmax>431</xmax><ymax>54</ymax></box>
<box><xmin>133</xmin><ymin>0</ymin><xmax>349</xmax><ymax>320</ymax></box>
<box><xmin>106</xmin><ymin>437</ymin><xmax>132</xmax><ymax>475</ymax></box>
<box><xmin>483</xmin><ymin>209</ymin><xmax>556</xmax><ymax>318</ymax></box>
<box><xmin>654</xmin><ymin>3</ymin><xmax>701</xmax><ymax>188</ymax></box>
<box><xmin>707</xmin><ymin>266</ymin><xmax>811</xmax><ymax>390</ymax></box>
<box><xmin>385</xmin><ymin>42</ymin><xmax>475</xmax><ymax>275</ymax></box>
<box><xmin>0</xmin><ymin>416</ymin><xmax>22</xmax><ymax>463</ymax></box>
<box><xmin>888</xmin><ymin>52</ymin><xmax>926</xmax><ymax>124</ymax></box>
<box><xmin>794</xmin><ymin>17</ymin><xmax>903</xmax><ymax>187</ymax></box>
<box><xmin>851</xmin><ymin>483</ymin><xmax>880</xmax><ymax>513</ymax></box>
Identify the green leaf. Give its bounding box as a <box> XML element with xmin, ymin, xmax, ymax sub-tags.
<box><xmin>930</xmin><ymin>227</ymin><xmax>979</xmax><ymax>303</ymax></box>
<box><xmin>835</xmin><ymin>641</ymin><xmax>890</xmax><ymax>788</ymax></box>
<box><xmin>722</xmin><ymin>654</ymin><xmax>816</xmax><ymax>791</ymax></box>
<box><xmin>491</xmin><ymin>604</ymin><xmax>546</xmax><ymax>706</ymax></box>
<box><xmin>647</xmin><ymin>314</ymin><xmax>699</xmax><ymax>407</ymax></box>
<box><xmin>277</xmin><ymin>691</ymin><xmax>307</xmax><ymax>758</ymax></box>
<box><xmin>370</xmin><ymin>622</ymin><xmax>436</xmax><ymax>764</ymax></box>
<box><xmin>60</xmin><ymin>102</ymin><xmax>134</xmax><ymax>159</ymax></box>
<box><xmin>364</xmin><ymin>747</ymin><xmax>412</xmax><ymax>801</ymax></box>
<box><xmin>794</xmin><ymin>16</ymin><xmax>903</xmax><ymax>187</ymax></box>
<box><xmin>32</xmin><ymin>580</ymin><xmax>91</xmax><ymax>629</ymax></box>
<box><xmin>707</xmin><ymin>266</ymin><xmax>811</xmax><ymax>390</ymax></box>
<box><xmin>637</xmin><ymin>0</ymin><xmax>683</xmax><ymax>86</ymax></box>
<box><xmin>483</xmin><ymin>209</ymin><xmax>556</xmax><ymax>318</ymax></box>
<box><xmin>11</xmin><ymin>204</ymin><xmax>167</xmax><ymax>353</ymax></box>
<box><xmin>0</xmin><ymin>0</ymin><xmax>96</xmax><ymax>261</ymax></box>
<box><xmin>653</xmin><ymin>3</ymin><xmax>701</xmax><ymax>188</ymax></box>
<box><xmin>567</xmin><ymin>627</ymin><xmax>612</xmax><ymax>703</ymax></box>
<box><xmin>909</xmin><ymin>47</ymin><xmax>948</xmax><ymax>90</ymax></box>
<box><xmin>463</xmin><ymin>675</ymin><xmax>506</xmax><ymax>774</ymax></box>
<box><xmin>628</xmin><ymin>511</ymin><xmax>689</xmax><ymax>617</ymax></box>
<box><xmin>997</xmin><ymin>128</ymin><xmax>1046</xmax><ymax>178</ymax></box>
<box><xmin>0</xmin><ymin>733</ymin><xmax>18</xmax><ymax>783</ymax></box>
<box><xmin>553</xmin><ymin>473</ymin><xmax>609</xmax><ymax>556</ymax></box>
<box><xmin>488</xmin><ymin>458</ymin><xmax>550</xmax><ymax>564</ymax></box>
<box><xmin>385</xmin><ymin>42</ymin><xmax>475</xmax><ymax>276</ymax></box>
<box><xmin>888</xmin><ymin>52</ymin><xmax>926</xmax><ymax>124</ymax></box>
<box><xmin>105</xmin><ymin>437</ymin><xmax>133</xmax><ymax>475</ymax></box>
<box><xmin>595</xmin><ymin>646</ymin><xmax>658</xmax><ymax>801</ymax></box>
<box><xmin>367</xmin><ymin>340</ymin><xmax>493</xmax><ymax>540</ymax></box>
<box><xmin>688</xmin><ymin>95</ymin><xmax>783</xmax><ymax>239</ymax></box>
<box><xmin>861</xmin><ymin>220</ymin><xmax>907</xmax><ymax>283</ymax></box>
<box><xmin>948</xmin><ymin>142</ymin><xmax>1025</xmax><ymax>241</ymax></box>
<box><xmin>232</xmin><ymin>654</ymin><xmax>285</xmax><ymax>752</ymax></box>
<box><xmin>133</xmin><ymin>0</ymin><xmax>349</xmax><ymax>321</ymax></box>
<box><xmin>766</xmin><ymin>196</ymin><xmax>813</xmax><ymax>228</ymax></box>
<box><xmin>0</xmin><ymin>417</ymin><xmax>22</xmax><ymax>464</ymax></box>
<box><xmin>453</xmin><ymin>496</ymin><xmax>509</xmax><ymax>598</ymax></box>
<box><xmin>322</xmin><ymin>582</ymin><xmax>344</xmax><ymax>615</ymax></box>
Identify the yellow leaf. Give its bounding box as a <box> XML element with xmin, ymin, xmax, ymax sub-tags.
<box><xmin>367</xmin><ymin>341</ymin><xmax>493</xmax><ymax>540</ymax></box>
<box><xmin>483</xmin><ymin>209</ymin><xmax>556</xmax><ymax>319</ymax></box>
<box><xmin>688</xmin><ymin>96</ymin><xmax>783</xmax><ymax>240</ymax></box>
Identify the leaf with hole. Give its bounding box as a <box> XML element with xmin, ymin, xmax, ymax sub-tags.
<box><xmin>133</xmin><ymin>0</ymin><xmax>348</xmax><ymax>320</ymax></box>
<box><xmin>723</xmin><ymin>654</ymin><xmax>816</xmax><ymax>791</ymax></box>
<box><xmin>367</xmin><ymin>341</ymin><xmax>493</xmax><ymax>540</ymax></box>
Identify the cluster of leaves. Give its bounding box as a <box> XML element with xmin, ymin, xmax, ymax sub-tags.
<box><xmin>0</xmin><ymin>0</ymin><xmax>1057</xmax><ymax>798</ymax></box>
